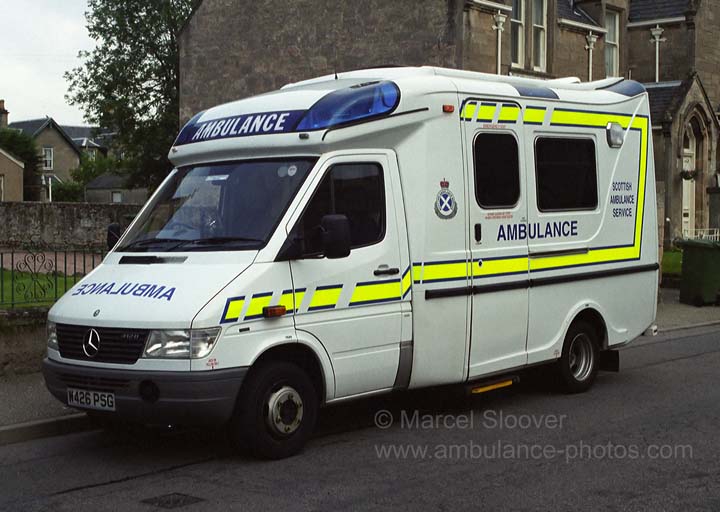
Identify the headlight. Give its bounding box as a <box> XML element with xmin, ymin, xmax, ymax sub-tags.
<box><xmin>47</xmin><ymin>321</ymin><xmax>58</xmax><ymax>350</ymax></box>
<box><xmin>143</xmin><ymin>327</ymin><xmax>221</xmax><ymax>359</ymax></box>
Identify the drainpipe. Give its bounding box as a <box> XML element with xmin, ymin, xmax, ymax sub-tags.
<box><xmin>585</xmin><ymin>31</ymin><xmax>598</xmax><ymax>81</ymax></box>
<box><xmin>650</xmin><ymin>25</ymin><xmax>666</xmax><ymax>82</ymax></box>
<box><xmin>493</xmin><ymin>11</ymin><xmax>507</xmax><ymax>75</ymax></box>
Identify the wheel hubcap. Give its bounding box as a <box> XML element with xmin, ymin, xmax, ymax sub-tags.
<box><xmin>568</xmin><ymin>333</ymin><xmax>594</xmax><ymax>382</ymax></box>
<box><xmin>266</xmin><ymin>386</ymin><xmax>304</xmax><ymax>436</ymax></box>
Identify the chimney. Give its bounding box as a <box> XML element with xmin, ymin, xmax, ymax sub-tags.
<box><xmin>0</xmin><ymin>100</ymin><xmax>8</xmax><ymax>129</ymax></box>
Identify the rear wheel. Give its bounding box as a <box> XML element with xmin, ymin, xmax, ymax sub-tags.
<box><xmin>556</xmin><ymin>320</ymin><xmax>599</xmax><ymax>393</ymax></box>
<box><xmin>229</xmin><ymin>361</ymin><xmax>318</xmax><ymax>459</ymax></box>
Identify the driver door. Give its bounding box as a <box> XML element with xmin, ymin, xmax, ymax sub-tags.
<box><xmin>285</xmin><ymin>153</ymin><xmax>406</xmax><ymax>399</ymax></box>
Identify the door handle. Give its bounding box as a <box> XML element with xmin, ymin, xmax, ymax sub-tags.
<box><xmin>374</xmin><ymin>267</ymin><xmax>400</xmax><ymax>276</ymax></box>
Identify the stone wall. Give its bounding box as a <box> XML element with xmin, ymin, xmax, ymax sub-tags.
<box><xmin>462</xmin><ymin>6</ymin><xmax>508</xmax><ymax>75</ymax></box>
<box><xmin>693</xmin><ymin>2</ymin><xmax>720</xmax><ymax>110</ymax></box>
<box><xmin>628</xmin><ymin>23</ymin><xmax>691</xmax><ymax>84</ymax></box>
<box><xmin>179</xmin><ymin>0</ymin><xmax>464</xmax><ymax>123</ymax></box>
<box><xmin>0</xmin><ymin>202</ymin><xmax>141</xmax><ymax>250</ymax></box>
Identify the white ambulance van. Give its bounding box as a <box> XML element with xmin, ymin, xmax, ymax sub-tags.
<box><xmin>43</xmin><ymin>66</ymin><xmax>658</xmax><ymax>458</ymax></box>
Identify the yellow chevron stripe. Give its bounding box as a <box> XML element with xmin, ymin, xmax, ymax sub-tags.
<box><xmin>308</xmin><ymin>286</ymin><xmax>342</xmax><ymax>310</ymax></box>
<box><xmin>498</xmin><ymin>105</ymin><xmax>520</xmax><ymax>122</ymax></box>
<box><xmin>524</xmin><ymin>107</ymin><xmax>546</xmax><ymax>124</ymax></box>
<box><xmin>245</xmin><ymin>293</ymin><xmax>273</xmax><ymax>318</ymax></box>
<box><xmin>461</xmin><ymin>102</ymin><xmax>477</xmax><ymax>120</ymax></box>
<box><xmin>350</xmin><ymin>280</ymin><xmax>402</xmax><ymax>305</ymax></box>
<box><xmin>223</xmin><ymin>297</ymin><xmax>245</xmax><ymax>322</ymax></box>
<box><xmin>402</xmin><ymin>269</ymin><xmax>412</xmax><ymax>296</ymax></box>
<box><xmin>477</xmin><ymin>103</ymin><xmax>497</xmax><ymax>121</ymax></box>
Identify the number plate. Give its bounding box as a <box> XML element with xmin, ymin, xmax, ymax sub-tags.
<box><xmin>66</xmin><ymin>388</ymin><xmax>116</xmax><ymax>411</ymax></box>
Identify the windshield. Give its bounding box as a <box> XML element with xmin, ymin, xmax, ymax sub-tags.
<box><xmin>117</xmin><ymin>158</ymin><xmax>316</xmax><ymax>252</ymax></box>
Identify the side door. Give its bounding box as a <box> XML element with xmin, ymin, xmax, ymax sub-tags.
<box><xmin>463</xmin><ymin>100</ymin><xmax>529</xmax><ymax>378</ymax></box>
<box><xmin>285</xmin><ymin>153</ymin><xmax>407</xmax><ymax>399</ymax></box>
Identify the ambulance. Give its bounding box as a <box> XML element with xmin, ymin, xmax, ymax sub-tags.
<box><xmin>43</xmin><ymin>66</ymin><xmax>659</xmax><ymax>458</ymax></box>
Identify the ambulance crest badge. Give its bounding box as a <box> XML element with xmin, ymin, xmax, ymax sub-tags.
<box><xmin>434</xmin><ymin>179</ymin><xmax>457</xmax><ymax>219</ymax></box>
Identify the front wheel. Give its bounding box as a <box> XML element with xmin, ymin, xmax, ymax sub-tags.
<box><xmin>556</xmin><ymin>321</ymin><xmax>599</xmax><ymax>393</ymax></box>
<box><xmin>229</xmin><ymin>361</ymin><xmax>318</xmax><ymax>459</ymax></box>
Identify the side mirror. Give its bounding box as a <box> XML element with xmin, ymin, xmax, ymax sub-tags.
<box><xmin>321</xmin><ymin>214</ymin><xmax>351</xmax><ymax>259</ymax></box>
<box><xmin>107</xmin><ymin>223</ymin><xmax>123</xmax><ymax>251</ymax></box>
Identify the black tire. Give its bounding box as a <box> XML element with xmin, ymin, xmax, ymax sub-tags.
<box><xmin>556</xmin><ymin>320</ymin><xmax>599</xmax><ymax>393</ymax></box>
<box><xmin>229</xmin><ymin>361</ymin><xmax>318</xmax><ymax>459</ymax></box>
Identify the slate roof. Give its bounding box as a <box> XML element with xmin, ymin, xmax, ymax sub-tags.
<box><xmin>8</xmin><ymin>118</ymin><xmax>48</xmax><ymax>137</ymax></box>
<box><xmin>9</xmin><ymin>118</ymin><xmax>114</xmax><ymax>151</ymax></box>
<box><xmin>85</xmin><ymin>172</ymin><xmax>129</xmax><ymax>190</ymax></box>
<box><xmin>557</xmin><ymin>0</ymin><xmax>600</xmax><ymax>26</ymax></box>
<box><xmin>8</xmin><ymin>117</ymin><xmax>81</xmax><ymax>156</ymax></box>
<box><xmin>629</xmin><ymin>0</ymin><xmax>689</xmax><ymax>22</ymax></box>
<box><xmin>646</xmin><ymin>81</ymin><xmax>684</xmax><ymax>121</ymax></box>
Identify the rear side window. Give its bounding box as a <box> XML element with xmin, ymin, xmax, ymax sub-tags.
<box><xmin>535</xmin><ymin>138</ymin><xmax>598</xmax><ymax>211</ymax></box>
<box><xmin>298</xmin><ymin>163</ymin><xmax>385</xmax><ymax>255</ymax></box>
<box><xmin>473</xmin><ymin>133</ymin><xmax>520</xmax><ymax>209</ymax></box>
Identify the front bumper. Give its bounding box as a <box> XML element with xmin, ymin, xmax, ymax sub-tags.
<box><xmin>42</xmin><ymin>358</ymin><xmax>248</xmax><ymax>426</ymax></box>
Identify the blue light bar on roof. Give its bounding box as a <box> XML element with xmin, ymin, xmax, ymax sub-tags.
<box><xmin>296</xmin><ymin>81</ymin><xmax>401</xmax><ymax>131</ymax></box>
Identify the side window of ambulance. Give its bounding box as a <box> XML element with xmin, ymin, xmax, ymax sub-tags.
<box><xmin>473</xmin><ymin>133</ymin><xmax>520</xmax><ymax>208</ymax></box>
<box><xmin>299</xmin><ymin>163</ymin><xmax>385</xmax><ymax>256</ymax></box>
<box><xmin>535</xmin><ymin>138</ymin><xmax>598</xmax><ymax>211</ymax></box>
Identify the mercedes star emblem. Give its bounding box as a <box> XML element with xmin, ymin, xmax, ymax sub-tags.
<box><xmin>82</xmin><ymin>328</ymin><xmax>101</xmax><ymax>358</ymax></box>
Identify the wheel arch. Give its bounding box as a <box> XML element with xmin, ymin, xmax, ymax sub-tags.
<box><xmin>249</xmin><ymin>340</ymin><xmax>334</xmax><ymax>404</ymax></box>
<box><xmin>568</xmin><ymin>306</ymin><xmax>608</xmax><ymax>350</ymax></box>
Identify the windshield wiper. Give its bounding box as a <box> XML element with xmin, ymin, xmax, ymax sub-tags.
<box><xmin>167</xmin><ymin>236</ymin><xmax>264</xmax><ymax>251</ymax></box>
<box><xmin>117</xmin><ymin>238</ymin><xmax>186</xmax><ymax>251</ymax></box>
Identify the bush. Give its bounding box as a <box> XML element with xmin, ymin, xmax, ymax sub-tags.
<box><xmin>52</xmin><ymin>181</ymin><xmax>85</xmax><ymax>202</ymax></box>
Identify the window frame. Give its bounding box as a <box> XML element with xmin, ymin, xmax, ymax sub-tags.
<box><xmin>604</xmin><ymin>10</ymin><xmax>620</xmax><ymax>78</ymax></box>
<box><xmin>511</xmin><ymin>0</ymin><xmax>525</xmax><ymax>68</ymax></box>
<box><xmin>531</xmin><ymin>0</ymin><xmax>547</xmax><ymax>72</ymax></box>
<box><xmin>42</xmin><ymin>147</ymin><xmax>54</xmax><ymax>171</ymax></box>
<box><xmin>533</xmin><ymin>135</ymin><xmax>599</xmax><ymax>213</ymax></box>
<box><xmin>293</xmin><ymin>161</ymin><xmax>387</xmax><ymax>258</ymax></box>
<box><xmin>472</xmin><ymin>131</ymin><xmax>522</xmax><ymax>210</ymax></box>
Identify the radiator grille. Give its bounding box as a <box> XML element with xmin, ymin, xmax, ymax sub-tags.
<box><xmin>57</xmin><ymin>323</ymin><xmax>149</xmax><ymax>364</ymax></box>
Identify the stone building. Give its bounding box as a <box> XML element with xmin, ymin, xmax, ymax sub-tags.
<box><xmin>0</xmin><ymin>147</ymin><xmax>24</xmax><ymax>202</ymax></box>
<box><xmin>7</xmin><ymin>117</ymin><xmax>81</xmax><ymax>188</ymax></box>
<box><xmin>84</xmin><ymin>173</ymin><xmax>148</xmax><ymax>205</ymax></box>
<box><xmin>179</xmin><ymin>0</ymin><xmax>720</xmax><ymax>245</ymax></box>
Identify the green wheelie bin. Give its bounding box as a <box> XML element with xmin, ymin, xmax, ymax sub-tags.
<box><xmin>676</xmin><ymin>238</ymin><xmax>720</xmax><ymax>306</ymax></box>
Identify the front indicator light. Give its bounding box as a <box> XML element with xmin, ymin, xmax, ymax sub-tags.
<box><xmin>263</xmin><ymin>305</ymin><xmax>287</xmax><ymax>318</ymax></box>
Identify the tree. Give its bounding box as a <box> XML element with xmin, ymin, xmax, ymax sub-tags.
<box><xmin>65</xmin><ymin>0</ymin><xmax>195</xmax><ymax>190</ymax></box>
<box><xmin>0</xmin><ymin>128</ymin><xmax>42</xmax><ymax>200</ymax></box>
<box><xmin>70</xmin><ymin>153</ymin><xmax>121</xmax><ymax>187</ymax></box>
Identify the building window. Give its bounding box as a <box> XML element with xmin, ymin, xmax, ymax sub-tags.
<box><xmin>42</xmin><ymin>147</ymin><xmax>54</xmax><ymax>170</ymax></box>
<box><xmin>111</xmin><ymin>191</ymin><xmax>123</xmax><ymax>203</ymax></box>
<box><xmin>605</xmin><ymin>11</ymin><xmax>620</xmax><ymax>77</ymax></box>
<box><xmin>535</xmin><ymin>138</ymin><xmax>598</xmax><ymax>211</ymax></box>
<box><xmin>511</xmin><ymin>0</ymin><xmax>524</xmax><ymax>67</ymax></box>
<box><xmin>474</xmin><ymin>133</ymin><xmax>520</xmax><ymax>208</ymax></box>
<box><xmin>532</xmin><ymin>0</ymin><xmax>547</xmax><ymax>71</ymax></box>
<box><xmin>298</xmin><ymin>163</ymin><xmax>385</xmax><ymax>255</ymax></box>
<box><xmin>0</xmin><ymin>175</ymin><xmax>4</xmax><ymax>202</ymax></box>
